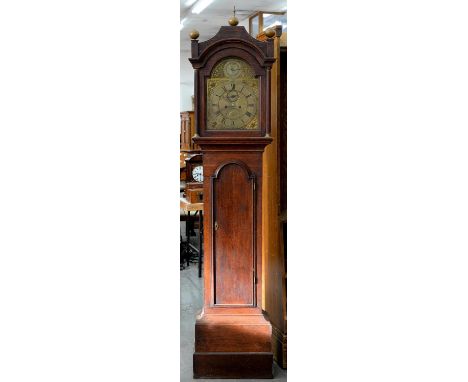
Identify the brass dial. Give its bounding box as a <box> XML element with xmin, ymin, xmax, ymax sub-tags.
<box><xmin>207</xmin><ymin>58</ymin><xmax>259</xmax><ymax>130</ymax></box>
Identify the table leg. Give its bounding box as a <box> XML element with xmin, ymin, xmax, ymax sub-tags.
<box><xmin>180</xmin><ymin>235</ymin><xmax>185</xmax><ymax>270</ymax></box>
<box><xmin>186</xmin><ymin>211</ymin><xmax>191</xmax><ymax>266</ymax></box>
<box><xmin>198</xmin><ymin>210</ymin><xmax>203</xmax><ymax>278</ymax></box>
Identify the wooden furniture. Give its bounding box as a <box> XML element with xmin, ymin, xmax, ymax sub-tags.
<box><xmin>185</xmin><ymin>153</ymin><xmax>203</xmax><ymax>183</ymax></box>
<box><xmin>189</xmin><ymin>18</ymin><xmax>275</xmax><ymax>379</ymax></box>
<box><xmin>180</xmin><ymin>197</ymin><xmax>204</xmax><ymax>277</ymax></box>
<box><xmin>257</xmin><ymin>25</ymin><xmax>288</xmax><ymax>369</ymax></box>
<box><xmin>180</xmin><ymin>152</ymin><xmax>188</xmax><ymax>183</ymax></box>
<box><xmin>180</xmin><ymin>112</ymin><xmax>200</xmax><ymax>185</ymax></box>
<box><xmin>248</xmin><ymin>11</ymin><xmax>286</xmax><ymax>38</ymax></box>
<box><xmin>180</xmin><ymin>197</ymin><xmax>204</xmax><ymax>213</ymax></box>
<box><xmin>180</xmin><ymin>111</ymin><xmax>200</xmax><ymax>152</ymax></box>
<box><xmin>184</xmin><ymin>153</ymin><xmax>204</xmax><ymax>203</ymax></box>
<box><xmin>185</xmin><ymin>184</ymin><xmax>203</xmax><ymax>204</ymax></box>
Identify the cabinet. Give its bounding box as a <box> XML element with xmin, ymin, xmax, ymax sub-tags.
<box><xmin>180</xmin><ymin>111</ymin><xmax>200</xmax><ymax>152</ymax></box>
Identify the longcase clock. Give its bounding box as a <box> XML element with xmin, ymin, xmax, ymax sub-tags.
<box><xmin>189</xmin><ymin>18</ymin><xmax>276</xmax><ymax>379</ymax></box>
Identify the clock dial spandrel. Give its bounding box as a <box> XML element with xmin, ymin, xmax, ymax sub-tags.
<box><xmin>207</xmin><ymin>58</ymin><xmax>259</xmax><ymax>131</ymax></box>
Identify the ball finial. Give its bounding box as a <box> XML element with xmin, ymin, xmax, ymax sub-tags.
<box><xmin>189</xmin><ymin>30</ymin><xmax>199</xmax><ymax>40</ymax></box>
<box><xmin>229</xmin><ymin>6</ymin><xmax>239</xmax><ymax>26</ymax></box>
<box><xmin>265</xmin><ymin>28</ymin><xmax>276</xmax><ymax>38</ymax></box>
<box><xmin>228</xmin><ymin>16</ymin><xmax>239</xmax><ymax>26</ymax></box>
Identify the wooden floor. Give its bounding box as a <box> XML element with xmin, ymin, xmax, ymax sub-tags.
<box><xmin>180</xmin><ymin>264</ymin><xmax>287</xmax><ymax>381</ymax></box>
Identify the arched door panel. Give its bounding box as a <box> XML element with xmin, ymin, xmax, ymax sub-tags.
<box><xmin>211</xmin><ymin>162</ymin><xmax>256</xmax><ymax>306</ymax></box>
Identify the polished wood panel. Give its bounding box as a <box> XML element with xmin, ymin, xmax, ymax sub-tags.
<box><xmin>195</xmin><ymin>314</ymin><xmax>271</xmax><ymax>352</ymax></box>
<box><xmin>213</xmin><ymin>163</ymin><xmax>254</xmax><ymax>306</ymax></box>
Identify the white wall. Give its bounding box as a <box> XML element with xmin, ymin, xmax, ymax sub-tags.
<box><xmin>180</xmin><ymin>83</ymin><xmax>193</xmax><ymax>112</ymax></box>
<box><xmin>180</xmin><ymin>46</ymin><xmax>193</xmax><ymax>112</ymax></box>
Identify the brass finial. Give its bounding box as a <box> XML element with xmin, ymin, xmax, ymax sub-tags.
<box><xmin>228</xmin><ymin>6</ymin><xmax>239</xmax><ymax>26</ymax></box>
<box><xmin>265</xmin><ymin>28</ymin><xmax>276</xmax><ymax>38</ymax></box>
<box><xmin>189</xmin><ymin>29</ymin><xmax>199</xmax><ymax>40</ymax></box>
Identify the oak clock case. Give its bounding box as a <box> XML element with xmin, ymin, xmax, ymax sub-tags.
<box><xmin>194</xmin><ymin>34</ymin><xmax>272</xmax><ymax>138</ymax></box>
<box><xmin>189</xmin><ymin>21</ymin><xmax>275</xmax><ymax>379</ymax></box>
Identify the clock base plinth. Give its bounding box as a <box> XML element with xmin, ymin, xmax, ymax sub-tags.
<box><xmin>193</xmin><ymin>352</ymin><xmax>273</xmax><ymax>379</ymax></box>
<box><xmin>193</xmin><ymin>313</ymin><xmax>273</xmax><ymax>379</ymax></box>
